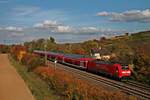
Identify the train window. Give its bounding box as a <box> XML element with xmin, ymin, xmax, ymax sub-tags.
<box><xmin>96</xmin><ymin>61</ymin><xmax>104</xmax><ymax>64</ymax></box>
<box><xmin>94</xmin><ymin>60</ymin><xmax>112</xmax><ymax>65</ymax></box>
<box><xmin>64</xmin><ymin>54</ymin><xmax>84</xmax><ymax>59</ymax></box>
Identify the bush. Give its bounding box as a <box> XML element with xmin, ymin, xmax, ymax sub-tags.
<box><xmin>0</xmin><ymin>45</ymin><xmax>10</xmax><ymax>53</ymax></box>
<box><xmin>21</xmin><ymin>54</ymin><xmax>45</xmax><ymax>72</ymax></box>
<box><xmin>10</xmin><ymin>45</ymin><xmax>26</xmax><ymax>60</ymax></box>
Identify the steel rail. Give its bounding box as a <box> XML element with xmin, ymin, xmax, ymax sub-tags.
<box><xmin>126</xmin><ymin>81</ymin><xmax>150</xmax><ymax>92</ymax></box>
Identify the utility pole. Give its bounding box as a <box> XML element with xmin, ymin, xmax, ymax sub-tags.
<box><xmin>44</xmin><ymin>39</ymin><xmax>47</xmax><ymax>66</ymax></box>
<box><xmin>54</xmin><ymin>58</ymin><xmax>57</xmax><ymax>71</ymax></box>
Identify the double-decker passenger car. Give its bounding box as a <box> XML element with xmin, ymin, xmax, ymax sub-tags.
<box><xmin>33</xmin><ymin>50</ymin><xmax>131</xmax><ymax>80</ymax></box>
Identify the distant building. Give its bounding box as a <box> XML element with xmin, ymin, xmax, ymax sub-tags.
<box><xmin>90</xmin><ymin>47</ymin><xmax>112</xmax><ymax>60</ymax></box>
<box><xmin>111</xmin><ymin>33</ymin><xmax>129</xmax><ymax>40</ymax></box>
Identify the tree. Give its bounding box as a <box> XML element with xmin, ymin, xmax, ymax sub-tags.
<box><xmin>49</xmin><ymin>37</ymin><xmax>55</xmax><ymax>43</ymax></box>
<box><xmin>100</xmin><ymin>37</ymin><xmax>106</xmax><ymax>41</ymax></box>
<box><xmin>125</xmin><ymin>33</ymin><xmax>129</xmax><ymax>36</ymax></box>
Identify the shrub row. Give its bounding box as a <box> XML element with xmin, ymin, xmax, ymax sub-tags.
<box><xmin>10</xmin><ymin>45</ymin><xmax>45</xmax><ymax>71</ymax></box>
<box><xmin>34</xmin><ymin>66</ymin><xmax>137</xmax><ymax>100</ymax></box>
<box><xmin>21</xmin><ymin>53</ymin><xmax>45</xmax><ymax>71</ymax></box>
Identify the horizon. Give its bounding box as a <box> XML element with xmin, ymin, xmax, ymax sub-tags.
<box><xmin>2</xmin><ymin>30</ymin><xmax>149</xmax><ymax>45</ymax></box>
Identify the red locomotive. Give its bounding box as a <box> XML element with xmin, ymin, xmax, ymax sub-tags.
<box><xmin>34</xmin><ymin>50</ymin><xmax>131</xmax><ymax>80</ymax></box>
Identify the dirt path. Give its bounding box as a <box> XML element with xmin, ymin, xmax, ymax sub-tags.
<box><xmin>0</xmin><ymin>54</ymin><xmax>35</xmax><ymax>100</ymax></box>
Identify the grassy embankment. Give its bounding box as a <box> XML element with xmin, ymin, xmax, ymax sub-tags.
<box><xmin>9</xmin><ymin>55</ymin><xmax>59</xmax><ymax>100</ymax></box>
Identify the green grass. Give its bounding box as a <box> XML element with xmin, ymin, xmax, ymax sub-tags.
<box><xmin>130</xmin><ymin>31</ymin><xmax>150</xmax><ymax>42</ymax></box>
<box><xmin>9</xmin><ymin>56</ymin><xmax>59</xmax><ymax>100</ymax></box>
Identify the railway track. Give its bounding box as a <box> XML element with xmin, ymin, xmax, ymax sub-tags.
<box><xmin>126</xmin><ymin>81</ymin><xmax>150</xmax><ymax>92</ymax></box>
<box><xmin>50</xmin><ymin>62</ymin><xmax>150</xmax><ymax>100</ymax></box>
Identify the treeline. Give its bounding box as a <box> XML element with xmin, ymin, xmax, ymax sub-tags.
<box><xmin>24</xmin><ymin>37</ymin><xmax>100</xmax><ymax>55</ymax></box>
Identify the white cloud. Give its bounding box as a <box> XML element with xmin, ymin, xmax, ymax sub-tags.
<box><xmin>0</xmin><ymin>26</ymin><xmax>24</xmax><ymax>39</ymax></box>
<box><xmin>80</xmin><ymin>27</ymin><xmax>99</xmax><ymax>33</ymax></box>
<box><xmin>55</xmin><ymin>26</ymin><xmax>72</xmax><ymax>33</ymax></box>
<box><xmin>34</xmin><ymin>20</ymin><xmax>61</xmax><ymax>28</ymax></box>
<box><xmin>33</xmin><ymin>23</ymin><xmax>43</xmax><ymax>28</ymax></box>
<box><xmin>34</xmin><ymin>20</ymin><xmax>126</xmax><ymax>34</ymax></box>
<box><xmin>78</xmin><ymin>27</ymin><xmax>126</xmax><ymax>34</ymax></box>
<box><xmin>97</xmin><ymin>11</ymin><xmax>110</xmax><ymax>16</ymax></box>
<box><xmin>0</xmin><ymin>26</ymin><xmax>25</xmax><ymax>44</ymax></box>
<box><xmin>44</xmin><ymin>20</ymin><xmax>58</xmax><ymax>26</ymax></box>
<box><xmin>97</xmin><ymin>9</ymin><xmax>150</xmax><ymax>23</ymax></box>
<box><xmin>34</xmin><ymin>20</ymin><xmax>73</xmax><ymax>33</ymax></box>
<box><xmin>5</xmin><ymin>26</ymin><xmax>23</xmax><ymax>32</ymax></box>
<box><xmin>33</xmin><ymin>20</ymin><xmax>120</xmax><ymax>34</ymax></box>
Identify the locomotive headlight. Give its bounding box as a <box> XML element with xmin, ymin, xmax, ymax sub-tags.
<box><xmin>122</xmin><ymin>71</ymin><xmax>126</xmax><ymax>74</ymax></box>
<box><xmin>127</xmin><ymin>71</ymin><xmax>131</xmax><ymax>74</ymax></box>
<box><xmin>122</xmin><ymin>71</ymin><xmax>131</xmax><ymax>74</ymax></box>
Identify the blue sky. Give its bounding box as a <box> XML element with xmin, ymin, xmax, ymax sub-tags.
<box><xmin>0</xmin><ymin>0</ymin><xmax>150</xmax><ymax>44</ymax></box>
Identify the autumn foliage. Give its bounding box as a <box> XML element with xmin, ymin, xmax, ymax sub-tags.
<box><xmin>34</xmin><ymin>65</ymin><xmax>136</xmax><ymax>100</ymax></box>
<box><xmin>10</xmin><ymin>45</ymin><xmax>45</xmax><ymax>71</ymax></box>
<box><xmin>10</xmin><ymin>45</ymin><xmax>27</xmax><ymax>60</ymax></box>
<box><xmin>73</xmin><ymin>49</ymin><xmax>86</xmax><ymax>55</ymax></box>
<box><xmin>21</xmin><ymin>53</ymin><xmax>45</xmax><ymax>71</ymax></box>
<box><xmin>0</xmin><ymin>44</ymin><xmax>10</xmax><ymax>53</ymax></box>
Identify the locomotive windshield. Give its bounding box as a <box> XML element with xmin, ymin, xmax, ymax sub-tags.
<box><xmin>121</xmin><ymin>66</ymin><xmax>129</xmax><ymax>70</ymax></box>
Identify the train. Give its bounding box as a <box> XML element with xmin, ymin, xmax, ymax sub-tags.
<box><xmin>33</xmin><ymin>50</ymin><xmax>131</xmax><ymax>80</ymax></box>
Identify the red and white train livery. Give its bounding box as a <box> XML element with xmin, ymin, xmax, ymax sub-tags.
<box><xmin>34</xmin><ymin>50</ymin><xmax>131</xmax><ymax>80</ymax></box>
